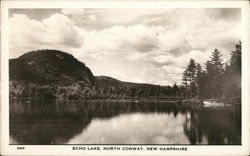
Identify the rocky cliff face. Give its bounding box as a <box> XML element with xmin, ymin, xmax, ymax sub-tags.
<box><xmin>9</xmin><ymin>50</ymin><xmax>94</xmax><ymax>85</ymax></box>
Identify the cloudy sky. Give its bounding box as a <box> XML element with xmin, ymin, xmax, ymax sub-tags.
<box><xmin>9</xmin><ymin>8</ymin><xmax>241</xmax><ymax>85</ymax></box>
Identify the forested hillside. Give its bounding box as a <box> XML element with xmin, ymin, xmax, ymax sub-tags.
<box><xmin>9</xmin><ymin>50</ymin><xmax>182</xmax><ymax>100</ymax></box>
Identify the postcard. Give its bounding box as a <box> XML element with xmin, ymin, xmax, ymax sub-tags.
<box><xmin>1</xmin><ymin>0</ymin><xmax>249</xmax><ymax>155</ymax></box>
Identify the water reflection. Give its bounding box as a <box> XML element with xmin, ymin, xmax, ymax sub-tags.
<box><xmin>9</xmin><ymin>100</ymin><xmax>241</xmax><ymax>145</ymax></box>
<box><xmin>184</xmin><ymin>109</ymin><xmax>241</xmax><ymax>145</ymax></box>
<box><xmin>68</xmin><ymin>113</ymin><xmax>190</xmax><ymax>144</ymax></box>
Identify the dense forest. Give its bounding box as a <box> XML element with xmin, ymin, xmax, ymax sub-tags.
<box><xmin>9</xmin><ymin>41</ymin><xmax>241</xmax><ymax>100</ymax></box>
<box><xmin>182</xmin><ymin>41</ymin><xmax>241</xmax><ymax>100</ymax></box>
<box><xmin>10</xmin><ymin>80</ymin><xmax>183</xmax><ymax>100</ymax></box>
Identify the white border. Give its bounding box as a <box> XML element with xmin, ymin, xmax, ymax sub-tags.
<box><xmin>1</xmin><ymin>1</ymin><xmax>250</xmax><ymax>155</ymax></box>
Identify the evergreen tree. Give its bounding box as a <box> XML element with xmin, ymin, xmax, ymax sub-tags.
<box><xmin>205</xmin><ymin>49</ymin><xmax>224</xmax><ymax>98</ymax></box>
<box><xmin>182</xmin><ymin>69</ymin><xmax>189</xmax><ymax>99</ymax></box>
<box><xmin>228</xmin><ymin>41</ymin><xmax>241</xmax><ymax>97</ymax></box>
<box><xmin>230</xmin><ymin>41</ymin><xmax>241</xmax><ymax>74</ymax></box>
<box><xmin>172</xmin><ymin>83</ymin><xmax>179</xmax><ymax>96</ymax></box>
<box><xmin>186</xmin><ymin>59</ymin><xmax>196</xmax><ymax>99</ymax></box>
<box><xmin>182</xmin><ymin>41</ymin><xmax>241</xmax><ymax>100</ymax></box>
<box><xmin>195</xmin><ymin>63</ymin><xmax>202</xmax><ymax>99</ymax></box>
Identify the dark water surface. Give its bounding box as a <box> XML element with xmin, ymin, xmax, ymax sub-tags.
<box><xmin>9</xmin><ymin>100</ymin><xmax>241</xmax><ymax>145</ymax></box>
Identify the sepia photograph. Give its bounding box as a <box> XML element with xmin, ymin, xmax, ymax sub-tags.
<box><xmin>1</xmin><ymin>0</ymin><xmax>250</xmax><ymax>155</ymax></box>
<box><xmin>8</xmin><ymin>7</ymin><xmax>242</xmax><ymax>145</ymax></box>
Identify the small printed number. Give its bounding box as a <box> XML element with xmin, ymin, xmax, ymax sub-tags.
<box><xmin>17</xmin><ymin>147</ymin><xmax>25</xmax><ymax>150</ymax></box>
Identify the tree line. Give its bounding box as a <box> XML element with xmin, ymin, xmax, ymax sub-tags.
<box><xmin>10</xmin><ymin>81</ymin><xmax>184</xmax><ymax>100</ymax></box>
<box><xmin>182</xmin><ymin>41</ymin><xmax>241</xmax><ymax>99</ymax></box>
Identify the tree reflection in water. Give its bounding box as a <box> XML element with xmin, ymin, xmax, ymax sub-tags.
<box><xmin>10</xmin><ymin>99</ymin><xmax>241</xmax><ymax>145</ymax></box>
<box><xmin>183</xmin><ymin>107</ymin><xmax>241</xmax><ymax>145</ymax></box>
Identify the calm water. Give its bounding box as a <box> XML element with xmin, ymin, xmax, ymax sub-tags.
<box><xmin>9</xmin><ymin>100</ymin><xmax>241</xmax><ymax>145</ymax></box>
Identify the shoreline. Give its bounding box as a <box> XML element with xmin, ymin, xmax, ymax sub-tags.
<box><xmin>9</xmin><ymin>97</ymin><xmax>241</xmax><ymax>106</ymax></box>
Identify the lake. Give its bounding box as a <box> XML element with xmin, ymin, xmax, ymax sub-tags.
<box><xmin>9</xmin><ymin>99</ymin><xmax>241</xmax><ymax>145</ymax></box>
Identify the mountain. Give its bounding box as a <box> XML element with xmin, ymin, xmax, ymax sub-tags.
<box><xmin>94</xmin><ymin>76</ymin><xmax>158</xmax><ymax>88</ymax></box>
<box><xmin>94</xmin><ymin>76</ymin><xmax>123</xmax><ymax>87</ymax></box>
<box><xmin>9</xmin><ymin>50</ymin><xmax>94</xmax><ymax>85</ymax></box>
<box><xmin>9</xmin><ymin>50</ymin><xmax>181</xmax><ymax>100</ymax></box>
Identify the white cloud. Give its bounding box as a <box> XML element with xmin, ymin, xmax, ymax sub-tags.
<box><xmin>88</xmin><ymin>15</ymin><xmax>96</xmax><ymax>21</ymax></box>
<box><xmin>10</xmin><ymin>13</ymin><xmax>85</xmax><ymax>58</ymax></box>
<box><xmin>126</xmin><ymin>52</ymin><xmax>149</xmax><ymax>61</ymax></box>
<box><xmin>61</xmin><ymin>9</ymin><xmax>85</xmax><ymax>15</ymax></box>
<box><xmin>68</xmin><ymin>113</ymin><xmax>189</xmax><ymax>144</ymax></box>
<box><xmin>9</xmin><ymin>8</ymin><xmax>241</xmax><ymax>85</ymax></box>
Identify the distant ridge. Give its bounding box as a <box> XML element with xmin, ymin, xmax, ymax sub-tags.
<box><xmin>94</xmin><ymin>75</ymin><xmax>158</xmax><ymax>88</ymax></box>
